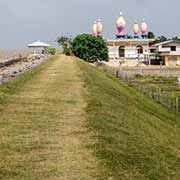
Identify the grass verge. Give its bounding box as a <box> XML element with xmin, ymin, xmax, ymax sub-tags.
<box><xmin>0</xmin><ymin>56</ymin><xmax>56</xmax><ymax>110</ymax></box>
<box><xmin>77</xmin><ymin>59</ymin><xmax>180</xmax><ymax>180</ymax></box>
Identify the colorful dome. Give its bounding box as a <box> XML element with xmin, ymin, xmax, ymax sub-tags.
<box><xmin>92</xmin><ymin>21</ymin><xmax>97</xmax><ymax>35</ymax></box>
<box><xmin>116</xmin><ymin>12</ymin><xmax>126</xmax><ymax>28</ymax></box>
<box><xmin>133</xmin><ymin>20</ymin><xmax>139</xmax><ymax>34</ymax></box>
<box><xmin>96</xmin><ymin>19</ymin><xmax>103</xmax><ymax>33</ymax></box>
<box><xmin>141</xmin><ymin>18</ymin><xmax>148</xmax><ymax>34</ymax></box>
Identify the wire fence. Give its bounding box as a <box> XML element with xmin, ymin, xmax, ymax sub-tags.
<box><xmin>107</xmin><ymin>68</ymin><xmax>180</xmax><ymax>115</ymax></box>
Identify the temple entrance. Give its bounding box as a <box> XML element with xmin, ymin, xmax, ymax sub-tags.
<box><xmin>136</xmin><ymin>45</ymin><xmax>143</xmax><ymax>54</ymax></box>
<box><xmin>119</xmin><ymin>46</ymin><xmax>125</xmax><ymax>57</ymax></box>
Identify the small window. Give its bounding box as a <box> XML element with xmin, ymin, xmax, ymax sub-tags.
<box><xmin>171</xmin><ymin>46</ymin><xmax>176</xmax><ymax>51</ymax></box>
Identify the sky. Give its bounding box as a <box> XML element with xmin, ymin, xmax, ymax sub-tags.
<box><xmin>0</xmin><ymin>0</ymin><xmax>179</xmax><ymax>49</ymax></box>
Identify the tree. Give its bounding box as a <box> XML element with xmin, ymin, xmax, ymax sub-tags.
<box><xmin>72</xmin><ymin>34</ymin><xmax>108</xmax><ymax>62</ymax></box>
<box><xmin>56</xmin><ymin>36</ymin><xmax>72</xmax><ymax>48</ymax></box>
<box><xmin>126</xmin><ymin>35</ymin><xmax>133</xmax><ymax>39</ymax></box>
<box><xmin>172</xmin><ymin>36</ymin><xmax>180</xmax><ymax>40</ymax></box>
<box><xmin>148</xmin><ymin>31</ymin><xmax>155</xmax><ymax>39</ymax></box>
<box><xmin>63</xmin><ymin>46</ymin><xmax>71</xmax><ymax>56</ymax></box>
<box><xmin>153</xmin><ymin>35</ymin><xmax>168</xmax><ymax>44</ymax></box>
<box><xmin>56</xmin><ymin>36</ymin><xmax>72</xmax><ymax>55</ymax></box>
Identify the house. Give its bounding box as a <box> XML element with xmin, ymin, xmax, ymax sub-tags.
<box><xmin>153</xmin><ymin>40</ymin><xmax>180</xmax><ymax>66</ymax></box>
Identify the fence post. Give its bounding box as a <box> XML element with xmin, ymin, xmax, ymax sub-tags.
<box><xmin>156</xmin><ymin>88</ymin><xmax>159</xmax><ymax>102</ymax></box>
<box><xmin>176</xmin><ymin>97</ymin><xmax>179</xmax><ymax>114</ymax></box>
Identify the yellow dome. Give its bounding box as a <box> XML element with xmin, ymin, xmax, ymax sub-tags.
<box><xmin>141</xmin><ymin>18</ymin><xmax>148</xmax><ymax>33</ymax></box>
<box><xmin>92</xmin><ymin>21</ymin><xmax>97</xmax><ymax>34</ymax></box>
<box><xmin>116</xmin><ymin>12</ymin><xmax>126</xmax><ymax>28</ymax></box>
<box><xmin>133</xmin><ymin>21</ymin><xmax>139</xmax><ymax>33</ymax></box>
<box><xmin>96</xmin><ymin>19</ymin><xmax>103</xmax><ymax>33</ymax></box>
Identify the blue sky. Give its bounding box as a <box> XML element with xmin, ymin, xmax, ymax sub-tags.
<box><xmin>0</xmin><ymin>0</ymin><xmax>179</xmax><ymax>49</ymax></box>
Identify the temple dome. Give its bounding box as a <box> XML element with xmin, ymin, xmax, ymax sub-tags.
<box><xmin>133</xmin><ymin>20</ymin><xmax>139</xmax><ymax>34</ymax></box>
<box><xmin>141</xmin><ymin>18</ymin><xmax>148</xmax><ymax>33</ymax></box>
<box><xmin>92</xmin><ymin>21</ymin><xmax>97</xmax><ymax>34</ymax></box>
<box><xmin>116</xmin><ymin>12</ymin><xmax>126</xmax><ymax>28</ymax></box>
<box><xmin>96</xmin><ymin>19</ymin><xmax>103</xmax><ymax>33</ymax></box>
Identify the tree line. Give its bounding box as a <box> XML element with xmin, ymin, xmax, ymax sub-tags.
<box><xmin>56</xmin><ymin>34</ymin><xmax>108</xmax><ymax>62</ymax></box>
<box><xmin>56</xmin><ymin>32</ymin><xmax>180</xmax><ymax>62</ymax></box>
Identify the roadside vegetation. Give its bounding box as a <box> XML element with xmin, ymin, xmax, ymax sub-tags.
<box><xmin>48</xmin><ymin>47</ymin><xmax>56</xmax><ymax>55</ymax></box>
<box><xmin>56</xmin><ymin>34</ymin><xmax>108</xmax><ymax>62</ymax></box>
<box><xmin>72</xmin><ymin>34</ymin><xmax>108</xmax><ymax>62</ymax></box>
<box><xmin>1</xmin><ymin>55</ymin><xmax>180</xmax><ymax>179</ymax></box>
<box><xmin>129</xmin><ymin>75</ymin><xmax>180</xmax><ymax>96</ymax></box>
<box><xmin>0</xmin><ymin>55</ymin><xmax>98</xmax><ymax>180</ymax></box>
<box><xmin>77</xmin><ymin>59</ymin><xmax>180</xmax><ymax>180</ymax></box>
<box><xmin>0</xmin><ymin>57</ymin><xmax>55</xmax><ymax>111</ymax></box>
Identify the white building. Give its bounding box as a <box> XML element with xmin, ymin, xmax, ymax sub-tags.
<box><xmin>105</xmin><ymin>12</ymin><xmax>155</xmax><ymax>66</ymax></box>
<box><xmin>107</xmin><ymin>39</ymin><xmax>154</xmax><ymax>61</ymax></box>
<box><xmin>153</xmin><ymin>40</ymin><xmax>180</xmax><ymax>66</ymax></box>
<box><xmin>28</xmin><ymin>40</ymin><xmax>50</xmax><ymax>55</ymax></box>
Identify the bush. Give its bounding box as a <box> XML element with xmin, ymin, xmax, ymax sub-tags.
<box><xmin>63</xmin><ymin>46</ymin><xmax>71</xmax><ymax>56</ymax></box>
<box><xmin>72</xmin><ymin>34</ymin><xmax>108</xmax><ymax>62</ymax></box>
<box><xmin>48</xmin><ymin>48</ymin><xmax>56</xmax><ymax>55</ymax></box>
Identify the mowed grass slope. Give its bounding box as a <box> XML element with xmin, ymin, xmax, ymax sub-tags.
<box><xmin>77</xmin><ymin>59</ymin><xmax>180</xmax><ymax>180</ymax></box>
<box><xmin>1</xmin><ymin>55</ymin><xmax>180</xmax><ymax>180</ymax></box>
<box><xmin>0</xmin><ymin>55</ymin><xmax>98</xmax><ymax>180</ymax></box>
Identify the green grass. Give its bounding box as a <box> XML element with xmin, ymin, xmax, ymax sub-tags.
<box><xmin>77</xmin><ymin>59</ymin><xmax>180</xmax><ymax>180</ymax></box>
<box><xmin>0</xmin><ymin>55</ymin><xmax>98</xmax><ymax>180</ymax></box>
<box><xmin>1</xmin><ymin>55</ymin><xmax>180</xmax><ymax>180</ymax></box>
<box><xmin>0</xmin><ymin>56</ymin><xmax>56</xmax><ymax>110</ymax></box>
<box><xmin>129</xmin><ymin>75</ymin><xmax>180</xmax><ymax>96</ymax></box>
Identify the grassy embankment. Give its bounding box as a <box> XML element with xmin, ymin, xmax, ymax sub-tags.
<box><xmin>0</xmin><ymin>55</ymin><xmax>98</xmax><ymax>180</ymax></box>
<box><xmin>1</xmin><ymin>55</ymin><xmax>180</xmax><ymax>180</ymax></box>
<box><xmin>77</xmin><ymin>59</ymin><xmax>180</xmax><ymax>180</ymax></box>
<box><xmin>0</xmin><ymin>57</ymin><xmax>54</xmax><ymax>110</ymax></box>
<box><xmin>130</xmin><ymin>75</ymin><xmax>180</xmax><ymax>96</ymax></box>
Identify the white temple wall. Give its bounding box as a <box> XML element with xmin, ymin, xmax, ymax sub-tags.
<box><xmin>108</xmin><ymin>44</ymin><xmax>150</xmax><ymax>60</ymax></box>
<box><xmin>125</xmin><ymin>46</ymin><xmax>137</xmax><ymax>58</ymax></box>
<box><xmin>108</xmin><ymin>47</ymin><xmax>119</xmax><ymax>59</ymax></box>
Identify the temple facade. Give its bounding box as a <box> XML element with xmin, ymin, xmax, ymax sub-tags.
<box><xmin>107</xmin><ymin>12</ymin><xmax>154</xmax><ymax>63</ymax></box>
<box><xmin>107</xmin><ymin>39</ymin><xmax>154</xmax><ymax>61</ymax></box>
<box><xmin>92</xmin><ymin>12</ymin><xmax>155</xmax><ymax>65</ymax></box>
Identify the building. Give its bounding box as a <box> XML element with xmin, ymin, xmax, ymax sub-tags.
<box><xmin>105</xmin><ymin>12</ymin><xmax>154</xmax><ymax>65</ymax></box>
<box><xmin>92</xmin><ymin>12</ymin><xmax>180</xmax><ymax>66</ymax></box>
<box><xmin>153</xmin><ymin>40</ymin><xmax>180</xmax><ymax>66</ymax></box>
<box><xmin>107</xmin><ymin>39</ymin><xmax>154</xmax><ymax>61</ymax></box>
<box><xmin>28</xmin><ymin>40</ymin><xmax>50</xmax><ymax>55</ymax></box>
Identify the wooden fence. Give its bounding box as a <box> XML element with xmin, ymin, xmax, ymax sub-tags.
<box><xmin>109</xmin><ymin>68</ymin><xmax>180</xmax><ymax>115</ymax></box>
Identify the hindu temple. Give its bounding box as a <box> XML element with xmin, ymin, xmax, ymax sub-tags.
<box><xmin>92</xmin><ymin>12</ymin><xmax>155</xmax><ymax>65</ymax></box>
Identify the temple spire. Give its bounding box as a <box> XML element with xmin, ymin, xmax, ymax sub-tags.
<box><xmin>92</xmin><ymin>21</ymin><xmax>97</xmax><ymax>36</ymax></box>
<box><xmin>133</xmin><ymin>20</ymin><xmax>139</xmax><ymax>38</ymax></box>
<box><xmin>96</xmin><ymin>18</ymin><xmax>103</xmax><ymax>37</ymax></box>
<box><xmin>116</xmin><ymin>12</ymin><xmax>126</xmax><ymax>38</ymax></box>
<box><xmin>141</xmin><ymin>18</ymin><xmax>148</xmax><ymax>38</ymax></box>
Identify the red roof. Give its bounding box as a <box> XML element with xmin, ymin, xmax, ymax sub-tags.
<box><xmin>149</xmin><ymin>46</ymin><xmax>156</xmax><ymax>49</ymax></box>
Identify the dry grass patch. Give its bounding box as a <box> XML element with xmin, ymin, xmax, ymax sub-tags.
<box><xmin>0</xmin><ymin>55</ymin><xmax>98</xmax><ymax>180</ymax></box>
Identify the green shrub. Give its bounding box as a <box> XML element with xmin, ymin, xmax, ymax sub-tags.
<box><xmin>63</xmin><ymin>46</ymin><xmax>71</xmax><ymax>56</ymax></box>
<box><xmin>48</xmin><ymin>48</ymin><xmax>56</xmax><ymax>55</ymax></box>
<box><xmin>72</xmin><ymin>34</ymin><xmax>108</xmax><ymax>62</ymax></box>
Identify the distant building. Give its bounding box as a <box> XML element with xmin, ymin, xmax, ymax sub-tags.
<box><xmin>105</xmin><ymin>12</ymin><xmax>154</xmax><ymax>65</ymax></box>
<box><xmin>107</xmin><ymin>39</ymin><xmax>154</xmax><ymax>61</ymax></box>
<box><xmin>153</xmin><ymin>40</ymin><xmax>180</xmax><ymax>66</ymax></box>
<box><xmin>92</xmin><ymin>12</ymin><xmax>180</xmax><ymax>66</ymax></box>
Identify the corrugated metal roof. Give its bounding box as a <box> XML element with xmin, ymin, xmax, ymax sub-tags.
<box><xmin>153</xmin><ymin>40</ymin><xmax>180</xmax><ymax>47</ymax></box>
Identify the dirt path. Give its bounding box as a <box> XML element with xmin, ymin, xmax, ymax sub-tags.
<box><xmin>0</xmin><ymin>55</ymin><xmax>98</xmax><ymax>180</ymax></box>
